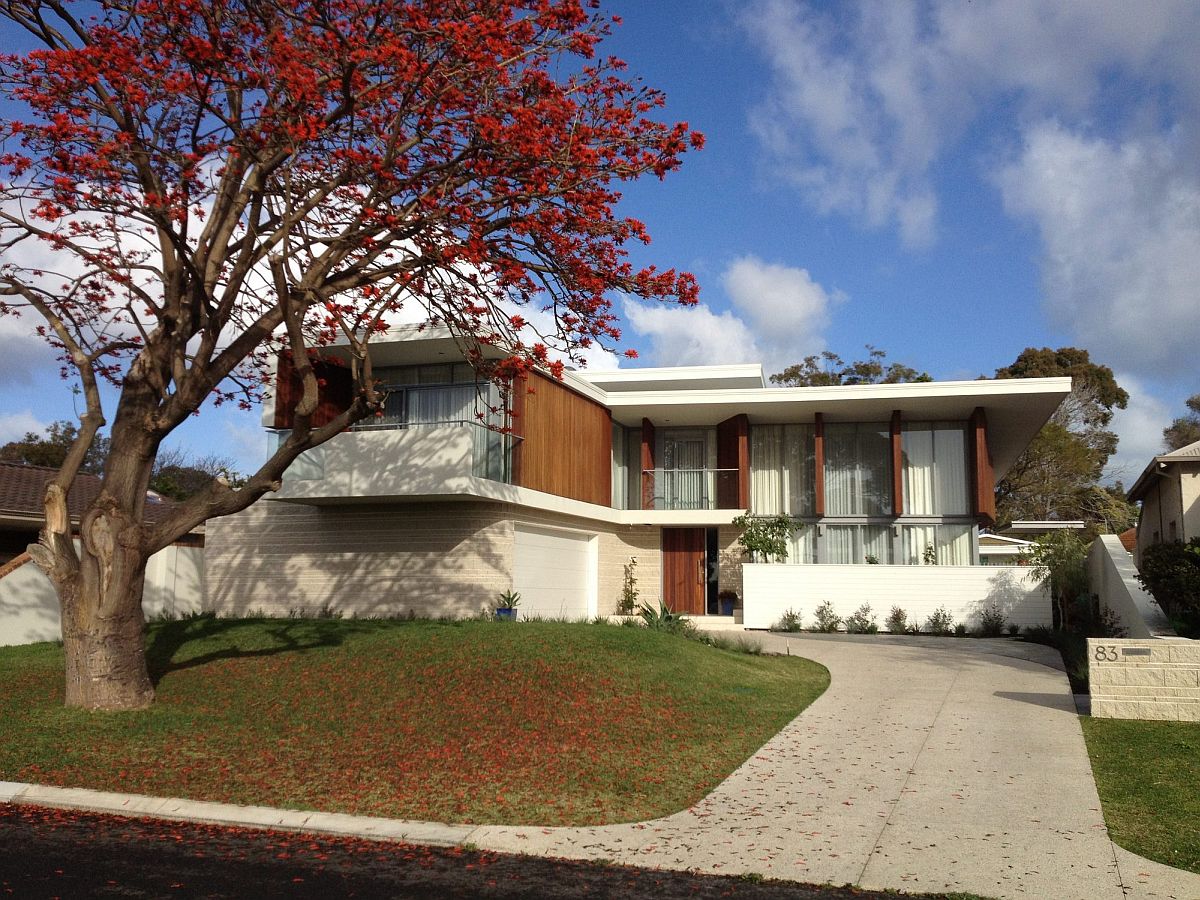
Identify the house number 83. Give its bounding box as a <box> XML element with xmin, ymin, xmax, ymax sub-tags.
<box><xmin>1094</xmin><ymin>645</ymin><xmax>1118</xmax><ymax>662</ymax></box>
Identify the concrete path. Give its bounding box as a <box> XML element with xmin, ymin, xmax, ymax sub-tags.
<box><xmin>466</xmin><ymin>634</ymin><xmax>1200</xmax><ymax>900</ymax></box>
<box><xmin>5</xmin><ymin>634</ymin><xmax>1200</xmax><ymax>899</ymax></box>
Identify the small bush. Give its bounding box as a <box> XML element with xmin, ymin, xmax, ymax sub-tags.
<box><xmin>844</xmin><ymin>603</ymin><xmax>878</xmax><ymax>634</ymax></box>
<box><xmin>638</xmin><ymin>601</ymin><xmax>695</xmax><ymax>638</ymax></box>
<box><xmin>1007</xmin><ymin>623</ymin><xmax>1021</xmax><ymax>636</ymax></box>
<box><xmin>1137</xmin><ymin>538</ymin><xmax>1200</xmax><ymax>636</ymax></box>
<box><xmin>954</xmin><ymin>623</ymin><xmax>968</xmax><ymax>637</ymax></box>
<box><xmin>775</xmin><ymin>608</ymin><xmax>804</xmax><ymax>632</ymax></box>
<box><xmin>924</xmin><ymin>606</ymin><xmax>954</xmax><ymax>636</ymax></box>
<box><xmin>811</xmin><ymin>600</ymin><xmax>842</xmax><ymax>633</ymax></box>
<box><xmin>977</xmin><ymin>603</ymin><xmax>1008</xmax><ymax>638</ymax></box>
<box><xmin>885</xmin><ymin>606</ymin><xmax>909</xmax><ymax>634</ymax></box>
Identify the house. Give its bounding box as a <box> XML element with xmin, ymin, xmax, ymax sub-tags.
<box><xmin>1128</xmin><ymin>438</ymin><xmax>1200</xmax><ymax>562</ymax></box>
<box><xmin>977</xmin><ymin>532</ymin><xmax>1034</xmax><ymax>566</ymax></box>
<box><xmin>205</xmin><ymin>325</ymin><xmax>1070</xmax><ymax>630</ymax></box>
<box><xmin>0</xmin><ymin>462</ymin><xmax>205</xmax><ymax>645</ymax></box>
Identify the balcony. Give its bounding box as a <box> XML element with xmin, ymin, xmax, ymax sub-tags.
<box><xmin>274</xmin><ymin>420</ymin><xmax>517</xmax><ymax>502</ymax></box>
<box><xmin>642</xmin><ymin>468</ymin><xmax>740</xmax><ymax>511</ymax></box>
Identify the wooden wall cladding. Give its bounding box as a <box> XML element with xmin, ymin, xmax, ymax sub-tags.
<box><xmin>890</xmin><ymin>410</ymin><xmax>904</xmax><ymax>517</ymax></box>
<box><xmin>969</xmin><ymin>406</ymin><xmax>996</xmax><ymax>525</ymax></box>
<box><xmin>716</xmin><ymin>414</ymin><xmax>749</xmax><ymax>509</ymax></box>
<box><xmin>513</xmin><ymin>371</ymin><xmax>612</xmax><ymax>506</ymax></box>
<box><xmin>813</xmin><ymin>412</ymin><xmax>826</xmax><ymax>517</ymax></box>
<box><xmin>641</xmin><ymin>418</ymin><xmax>655</xmax><ymax>511</ymax></box>
<box><xmin>272</xmin><ymin>352</ymin><xmax>353</xmax><ymax>429</ymax></box>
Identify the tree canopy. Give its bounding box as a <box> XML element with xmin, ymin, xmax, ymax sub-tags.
<box><xmin>0</xmin><ymin>0</ymin><xmax>701</xmax><ymax>709</ymax></box>
<box><xmin>1163</xmin><ymin>393</ymin><xmax>1200</xmax><ymax>451</ymax></box>
<box><xmin>992</xmin><ymin>347</ymin><xmax>1135</xmax><ymax>534</ymax></box>
<box><xmin>770</xmin><ymin>346</ymin><xmax>931</xmax><ymax>387</ymax></box>
<box><xmin>0</xmin><ymin>420</ymin><xmax>109</xmax><ymax>474</ymax></box>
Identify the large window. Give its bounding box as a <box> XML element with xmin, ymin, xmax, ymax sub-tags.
<box><xmin>902</xmin><ymin>422</ymin><xmax>968</xmax><ymax>515</ymax></box>
<box><xmin>750</xmin><ymin>424</ymin><xmax>816</xmax><ymax>516</ymax></box>
<box><xmin>651</xmin><ymin>427</ymin><xmax>718</xmax><ymax>510</ymax></box>
<box><xmin>824</xmin><ymin>423</ymin><xmax>891</xmax><ymax>516</ymax></box>
<box><xmin>371</xmin><ymin>364</ymin><xmax>498</xmax><ymax>427</ymax></box>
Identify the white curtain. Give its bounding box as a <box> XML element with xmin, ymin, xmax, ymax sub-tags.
<box><xmin>751</xmin><ymin>425</ymin><xmax>784</xmax><ymax>514</ymax></box>
<box><xmin>903</xmin><ymin>423</ymin><xmax>967</xmax><ymax>515</ymax></box>
<box><xmin>611</xmin><ymin>425</ymin><xmax>628</xmax><ymax>509</ymax></box>
<box><xmin>903</xmin><ymin>524</ymin><xmax>936</xmax><ymax>565</ymax></box>
<box><xmin>408</xmin><ymin>384</ymin><xmax>475</xmax><ymax>424</ymax></box>
<box><xmin>902</xmin><ymin>425</ymin><xmax>935</xmax><ymax>515</ymax></box>
<box><xmin>825</xmin><ymin>524</ymin><xmax>891</xmax><ymax>564</ymax></box>
<box><xmin>825</xmin><ymin>424</ymin><xmax>889</xmax><ymax>516</ymax></box>
<box><xmin>934</xmin><ymin>425</ymin><xmax>968</xmax><ymax>515</ymax></box>
<box><xmin>938</xmin><ymin>524</ymin><xmax>974</xmax><ymax>565</ymax></box>
<box><xmin>787</xmin><ymin>526</ymin><xmax>816</xmax><ymax>563</ymax></box>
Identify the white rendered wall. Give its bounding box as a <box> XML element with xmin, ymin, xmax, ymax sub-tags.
<box><xmin>0</xmin><ymin>545</ymin><xmax>206</xmax><ymax>647</ymax></box>
<box><xmin>741</xmin><ymin>563</ymin><xmax>1051</xmax><ymax>631</ymax></box>
<box><xmin>1088</xmin><ymin>535</ymin><xmax>1173</xmax><ymax>638</ymax></box>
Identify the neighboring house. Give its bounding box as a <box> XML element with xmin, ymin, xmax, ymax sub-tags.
<box><xmin>0</xmin><ymin>462</ymin><xmax>204</xmax><ymax>646</ymax></box>
<box><xmin>1128</xmin><ymin>439</ymin><xmax>1200</xmax><ymax>562</ymax></box>
<box><xmin>977</xmin><ymin>532</ymin><xmax>1034</xmax><ymax>566</ymax></box>
<box><xmin>205</xmin><ymin>325</ymin><xmax>1070</xmax><ymax>629</ymax></box>
<box><xmin>1000</xmin><ymin>520</ymin><xmax>1087</xmax><ymax>541</ymax></box>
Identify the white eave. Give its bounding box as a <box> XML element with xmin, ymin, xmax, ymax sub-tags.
<box><xmin>575</xmin><ymin>364</ymin><xmax>766</xmax><ymax>392</ymax></box>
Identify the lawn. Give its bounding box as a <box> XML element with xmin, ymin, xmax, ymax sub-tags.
<box><xmin>1081</xmin><ymin>716</ymin><xmax>1200</xmax><ymax>874</ymax></box>
<box><xmin>0</xmin><ymin>617</ymin><xmax>828</xmax><ymax>827</ymax></box>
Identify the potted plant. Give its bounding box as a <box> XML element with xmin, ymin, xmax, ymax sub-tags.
<box><xmin>495</xmin><ymin>589</ymin><xmax>520</xmax><ymax>620</ymax></box>
<box><xmin>718</xmin><ymin>589</ymin><xmax>738</xmax><ymax>617</ymax></box>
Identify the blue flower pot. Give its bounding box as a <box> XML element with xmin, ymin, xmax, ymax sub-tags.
<box><xmin>495</xmin><ymin>608</ymin><xmax>517</xmax><ymax>620</ymax></box>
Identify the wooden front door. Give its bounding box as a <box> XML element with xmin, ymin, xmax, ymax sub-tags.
<box><xmin>662</xmin><ymin>527</ymin><xmax>706</xmax><ymax>615</ymax></box>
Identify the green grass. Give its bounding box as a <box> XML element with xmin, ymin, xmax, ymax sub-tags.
<box><xmin>0</xmin><ymin>617</ymin><xmax>828</xmax><ymax>827</ymax></box>
<box><xmin>1081</xmin><ymin>716</ymin><xmax>1200</xmax><ymax>873</ymax></box>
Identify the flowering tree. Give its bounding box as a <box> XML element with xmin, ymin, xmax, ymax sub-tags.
<box><xmin>0</xmin><ymin>0</ymin><xmax>701</xmax><ymax>709</ymax></box>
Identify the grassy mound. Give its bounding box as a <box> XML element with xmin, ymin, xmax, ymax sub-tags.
<box><xmin>1</xmin><ymin>618</ymin><xmax>828</xmax><ymax>826</ymax></box>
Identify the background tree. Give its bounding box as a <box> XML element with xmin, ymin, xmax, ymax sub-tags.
<box><xmin>992</xmin><ymin>347</ymin><xmax>1134</xmax><ymax>534</ymax></box>
<box><xmin>0</xmin><ymin>420</ymin><xmax>110</xmax><ymax>474</ymax></box>
<box><xmin>0</xmin><ymin>0</ymin><xmax>701</xmax><ymax>709</ymax></box>
<box><xmin>1163</xmin><ymin>393</ymin><xmax>1200</xmax><ymax>451</ymax></box>
<box><xmin>149</xmin><ymin>449</ymin><xmax>245</xmax><ymax>501</ymax></box>
<box><xmin>770</xmin><ymin>346</ymin><xmax>931</xmax><ymax>387</ymax></box>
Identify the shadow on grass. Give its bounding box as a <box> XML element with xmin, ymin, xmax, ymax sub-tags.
<box><xmin>144</xmin><ymin>615</ymin><xmax>379</xmax><ymax>686</ymax></box>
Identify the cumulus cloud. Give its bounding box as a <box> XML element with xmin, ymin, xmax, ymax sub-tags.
<box><xmin>995</xmin><ymin>124</ymin><xmax>1200</xmax><ymax>377</ymax></box>
<box><xmin>739</xmin><ymin>0</ymin><xmax>1200</xmax><ymax>246</ymax></box>
<box><xmin>624</xmin><ymin>255</ymin><xmax>835</xmax><ymax>373</ymax></box>
<box><xmin>0</xmin><ymin>410</ymin><xmax>47</xmax><ymax>444</ymax></box>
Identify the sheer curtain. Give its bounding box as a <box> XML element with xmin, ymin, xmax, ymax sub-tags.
<box><xmin>611</xmin><ymin>425</ymin><xmax>629</xmax><ymax>509</ymax></box>
<box><xmin>750</xmin><ymin>425</ymin><xmax>784</xmax><ymax>514</ymax></box>
<box><xmin>825</xmin><ymin>524</ymin><xmax>891</xmax><ymax>564</ymax></box>
<box><xmin>903</xmin><ymin>423</ymin><xmax>967</xmax><ymax>514</ymax></box>
<box><xmin>934</xmin><ymin>425</ymin><xmax>968</xmax><ymax>515</ymax></box>
<box><xmin>903</xmin><ymin>524</ymin><xmax>974</xmax><ymax>565</ymax></box>
<box><xmin>826</xmin><ymin>424</ymin><xmax>890</xmax><ymax>515</ymax></box>
<box><xmin>902</xmin><ymin>425</ymin><xmax>935</xmax><ymax>514</ymax></box>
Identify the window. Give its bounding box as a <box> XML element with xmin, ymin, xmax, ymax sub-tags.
<box><xmin>652</xmin><ymin>428</ymin><xmax>717</xmax><ymax>510</ymax></box>
<box><xmin>824</xmin><ymin>423</ymin><xmax>891</xmax><ymax>516</ymax></box>
<box><xmin>902</xmin><ymin>422</ymin><xmax>968</xmax><ymax>515</ymax></box>
<box><xmin>900</xmin><ymin>524</ymin><xmax>974</xmax><ymax>565</ymax></box>
<box><xmin>824</xmin><ymin>524</ymin><xmax>892</xmax><ymax>564</ymax></box>
<box><xmin>750</xmin><ymin>424</ymin><xmax>816</xmax><ymax>516</ymax></box>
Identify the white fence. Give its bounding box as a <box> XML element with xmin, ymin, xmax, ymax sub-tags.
<box><xmin>742</xmin><ymin>563</ymin><xmax>1052</xmax><ymax>631</ymax></box>
<box><xmin>0</xmin><ymin>544</ymin><xmax>205</xmax><ymax>647</ymax></box>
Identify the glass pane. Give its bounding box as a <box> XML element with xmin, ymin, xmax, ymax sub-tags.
<box><xmin>825</xmin><ymin>423</ymin><xmax>890</xmax><ymax>516</ymax></box>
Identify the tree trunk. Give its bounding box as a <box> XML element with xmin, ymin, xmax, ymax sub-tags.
<box><xmin>59</xmin><ymin>561</ymin><xmax>154</xmax><ymax>710</ymax></box>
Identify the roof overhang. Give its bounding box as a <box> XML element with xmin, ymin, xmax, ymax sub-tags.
<box><xmin>577</xmin><ymin>364</ymin><xmax>766</xmax><ymax>392</ymax></box>
<box><xmin>603</xmin><ymin>377</ymin><xmax>1071</xmax><ymax>482</ymax></box>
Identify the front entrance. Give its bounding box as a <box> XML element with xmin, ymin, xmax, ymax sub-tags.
<box><xmin>662</xmin><ymin>527</ymin><xmax>719</xmax><ymax>615</ymax></box>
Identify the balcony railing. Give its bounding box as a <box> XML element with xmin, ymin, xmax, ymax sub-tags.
<box><xmin>642</xmin><ymin>467</ymin><xmax>739</xmax><ymax>510</ymax></box>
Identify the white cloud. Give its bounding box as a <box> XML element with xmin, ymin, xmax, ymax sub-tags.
<box><xmin>622</xmin><ymin>299</ymin><xmax>761</xmax><ymax>368</ymax></box>
<box><xmin>1104</xmin><ymin>373</ymin><xmax>1173</xmax><ymax>485</ymax></box>
<box><xmin>0</xmin><ymin>410</ymin><xmax>47</xmax><ymax>444</ymax></box>
<box><xmin>995</xmin><ymin>124</ymin><xmax>1200</xmax><ymax>377</ymax></box>
<box><xmin>623</xmin><ymin>256</ymin><xmax>835</xmax><ymax>374</ymax></box>
<box><xmin>740</xmin><ymin>0</ymin><xmax>1200</xmax><ymax>246</ymax></box>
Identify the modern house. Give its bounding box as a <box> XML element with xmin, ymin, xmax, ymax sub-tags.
<box><xmin>205</xmin><ymin>326</ymin><xmax>1070</xmax><ymax>630</ymax></box>
<box><xmin>977</xmin><ymin>532</ymin><xmax>1034</xmax><ymax>566</ymax></box>
<box><xmin>1128</xmin><ymin>438</ymin><xmax>1200</xmax><ymax>562</ymax></box>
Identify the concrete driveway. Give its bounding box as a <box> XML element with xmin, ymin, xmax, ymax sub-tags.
<box><xmin>470</xmin><ymin>633</ymin><xmax>1200</xmax><ymax>900</ymax></box>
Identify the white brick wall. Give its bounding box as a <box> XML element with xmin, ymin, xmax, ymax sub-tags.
<box><xmin>1089</xmin><ymin>638</ymin><xmax>1200</xmax><ymax>722</ymax></box>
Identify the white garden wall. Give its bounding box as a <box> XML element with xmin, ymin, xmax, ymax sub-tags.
<box><xmin>742</xmin><ymin>563</ymin><xmax>1051</xmax><ymax>631</ymax></box>
<box><xmin>0</xmin><ymin>544</ymin><xmax>205</xmax><ymax>647</ymax></box>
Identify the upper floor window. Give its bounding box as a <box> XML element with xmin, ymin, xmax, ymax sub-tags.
<box><xmin>902</xmin><ymin>422</ymin><xmax>968</xmax><ymax>515</ymax></box>
<box><xmin>824</xmin><ymin>423</ymin><xmax>891</xmax><ymax>516</ymax></box>
<box><xmin>750</xmin><ymin>424</ymin><xmax>815</xmax><ymax>516</ymax></box>
<box><xmin>371</xmin><ymin>364</ymin><xmax>500</xmax><ymax>428</ymax></box>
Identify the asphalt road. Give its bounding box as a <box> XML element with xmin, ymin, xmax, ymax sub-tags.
<box><xmin>0</xmin><ymin>804</ymin><xmax>970</xmax><ymax>899</ymax></box>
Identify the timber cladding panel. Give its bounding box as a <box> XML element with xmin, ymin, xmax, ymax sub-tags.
<box><xmin>513</xmin><ymin>371</ymin><xmax>611</xmax><ymax>506</ymax></box>
<box><xmin>273</xmin><ymin>351</ymin><xmax>353</xmax><ymax>429</ymax></box>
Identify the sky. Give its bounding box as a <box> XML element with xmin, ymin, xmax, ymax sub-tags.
<box><xmin>1</xmin><ymin>0</ymin><xmax>1198</xmax><ymax>485</ymax></box>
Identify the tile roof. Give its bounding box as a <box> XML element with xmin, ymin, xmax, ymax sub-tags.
<box><xmin>1119</xmin><ymin>527</ymin><xmax>1137</xmax><ymax>553</ymax></box>
<box><xmin>1160</xmin><ymin>438</ymin><xmax>1200</xmax><ymax>460</ymax></box>
<box><xmin>0</xmin><ymin>461</ymin><xmax>175</xmax><ymax>526</ymax></box>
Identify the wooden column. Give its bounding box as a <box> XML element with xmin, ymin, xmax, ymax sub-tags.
<box><xmin>640</xmin><ymin>418</ymin><xmax>656</xmax><ymax>510</ymax></box>
<box><xmin>814</xmin><ymin>412</ymin><xmax>826</xmax><ymax>517</ymax></box>
<box><xmin>890</xmin><ymin>410</ymin><xmax>904</xmax><ymax>517</ymax></box>
<box><xmin>716</xmin><ymin>414</ymin><xmax>750</xmax><ymax>509</ymax></box>
<box><xmin>969</xmin><ymin>406</ymin><xmax>996</xmax><ymax>526</ymax></box>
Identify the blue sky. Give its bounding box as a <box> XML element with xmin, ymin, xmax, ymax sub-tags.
<box><xmin>1</xmin><ymin>0</ymin><xmax>1198</xmax><ymax>484</ymax></box>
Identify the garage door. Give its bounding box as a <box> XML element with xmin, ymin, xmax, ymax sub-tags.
<box><xmin>513</xmin><ymin>525</ymin><xmax>594</xmax><ymax>620</ymax></box>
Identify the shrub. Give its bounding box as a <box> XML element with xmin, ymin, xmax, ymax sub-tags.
<box><xmin>977</xmin><ymin>603</ymin><xmax>1008</xmax><ymax>638</ymax></box>
<box><xmin>775</xmin><ymin>608</ymin><xmax>804</xmax><ymax>632</ymax></box>
<box><xmin>844</xmin><ymin>603</ymin><xmax>878</xmax><ymax>634</ymax></box>
<box><xmin>924</xmin><ymin>606</ymin><xmax>954</xmax><ymax>636</ymax></box>
<box><xmin>954</xmin><ymin>623</ymin><xmax>968</xmax><ymax>637</ymax></box>
<box><xmin>619</xmin><ymin>558</ymin><xmax>639</xmax><ymax>615</ymax></box>
<box><xmin>922</xmin><ymin>543</ymin><xmax>937</xmax><ymax>566</ymax></box>
<box><xmin>638</xmin><ymin>600</ymin><xmax>694</xmax><ymax>637</ymax></box>
<box><xmin>495</xmin><ymin>590</ymin><xmax>521</xmax><ymax>610</ymax></box>
<box><xmin>1024</xmin><ymin>530</ymin><xmax>1090</xmax><ymax>630</ymax></box>
<box><xmin>1007</xmin><ymin>623</ymin><xmax>1021</xmax><ymax>636</ymax></box>
<box><xmin>732</xmin><ymin>512</ymin><xmax>803</xmax><ymax>562</ymax></box>
<box><xmin>885</xmin><ymin>606</ymin><xmax>909</xmax><ymax>634</ymax></box>
<box><xmin>811</xmin><ymin>600</ymin><xmax>842</xmax><ymax>633</ymax></box>
<box><xmin>1137</xmin><ymin>538</ymin><xmax>1200</xmax><ymax>636</ymax></box>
